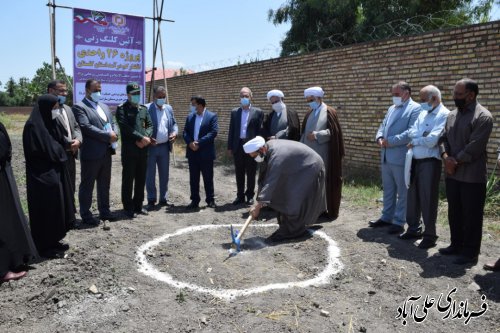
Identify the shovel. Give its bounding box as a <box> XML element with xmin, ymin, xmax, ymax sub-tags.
<box><xmin>230</xmin><ymin>215</ymin><xmax>254</xmax><ymax>252</ymax></box>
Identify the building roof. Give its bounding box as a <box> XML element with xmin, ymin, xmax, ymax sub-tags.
<box><xmin>145</xmin><ymin>68</ymin><xmax>194</xmax><ymax>82</ymax></box>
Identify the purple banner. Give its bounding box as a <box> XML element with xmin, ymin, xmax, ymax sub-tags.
<box><xmin>73</xmin><ymin>8</ymin><xmax>145</xmax><ymax>106</ymax></box>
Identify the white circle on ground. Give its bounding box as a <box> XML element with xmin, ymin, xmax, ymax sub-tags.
<box><xmin>136</xmin><ymin>224</ymin><xmax>343</xmax><ymax>300</ymax></box>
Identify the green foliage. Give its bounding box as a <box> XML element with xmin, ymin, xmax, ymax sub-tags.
<box><xmin>175</xmin><ymin>289</ymin><xmax>186</xmax><ymax>303</ymax></box>
<box><xmin>269</xmin><ymin>0</ymin><xmax>495</xmax><ymax>56</ymax></box>
<box><xmin>0</xmin><ymin>62</ymin><xmax>73</xmax><ymax>106</ymax></box>
<box><xmin>485</xmin><ymin>160</ymin><xmax>500</xmax><ymax>218</ymax></box>
<box><xmin>0</xmin><ymin>112</ymin><xmax>12</xmax><ymax>129</ymax></box>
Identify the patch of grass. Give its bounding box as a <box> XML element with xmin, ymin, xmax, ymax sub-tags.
<box><xmin>175</xmin><ymin>289</ymin><xmax>186</xmax><ymax>303</ymax></box>
<box><xmin>0</xmin><ymin>112</ymin><xmax>12</xmax><ymax>129</ymax></box>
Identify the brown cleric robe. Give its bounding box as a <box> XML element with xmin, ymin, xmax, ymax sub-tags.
<box><xmin>301</xmin><ymin>105</ymin><xmax>345</xmax><ymax>219</ymax></box>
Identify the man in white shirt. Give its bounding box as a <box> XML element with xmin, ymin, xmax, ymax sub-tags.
<box><xmin>145</xmin><ymin>86</ymin><xmax>178</xmax><ymax>210</ymax></box>
<box><xmin>400</xmin><ymin>85</ymin><xmax>449</xmax><ymax>249</ymax></box>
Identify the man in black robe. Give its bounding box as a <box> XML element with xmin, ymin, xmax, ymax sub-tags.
<box><xmin>0</xmin><ymin>122</ymin><xmax>38</xmax><ymax>281</ymax></box>
<box><xmin>23</xmin><ymin>95</ymin><xmax>75</xmax><ymax>256</ymax></box>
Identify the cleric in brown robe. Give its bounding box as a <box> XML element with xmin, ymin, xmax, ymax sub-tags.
<box><xmin>23</xmin><ymin>94</ymin><xmax>75</xmax><ymax>256</ymax></box>
<box><xmin>0</xmin><ymin>122</ymin><xmax>38</xmax><ymax>282</ymax></box>
<box><xmin>300</xmin><ymin>87</ymin><xmax>345</xmax><ymax>219</ymax></box>
<box><xmin>245</xmin><ymin>136</ymin><xmax>326</xmax><ymax>241</ymax></box>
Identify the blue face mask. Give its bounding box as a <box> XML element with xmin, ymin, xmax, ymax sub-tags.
<box><xmin>90</xmin><ymin>91</ymin><xmax>101</xmax><ymax>102</ymax></box>
<box><xmin>420</xmin><ymin>102</ymin><xmax>433</xmax><ymax>112</ymax></box>
<box><xmin>190</xmin><ymin>105</ymin><xmax>197</xmax><ymax>113</ymax></box>
<box><xmin>240</xmin><ymin>97</ymin><xmax>250</xmax><ymax>107</ymax></box>
<box><xmin>58</xmin><ymin>95</ymin><xmax>66</xmax><ymax>105</ymax></box>
<box><xmin>131</xmin><ymin>94</ymin><xmax>141</xmax><ymax>105</ymax></box>
<box><xmin>308</xmin><ymin>101</ymin><xmax>319</xmax><ymax>110</ymax></box>
<box><xmin>156</xmin><ymin>98</ymin><xmax>166</xmax><ymax>107</ymax></box>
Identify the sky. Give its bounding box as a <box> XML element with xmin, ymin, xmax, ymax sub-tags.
<box><xmin>0</xmin><ymin>0</ymin><xmax>290</xmax><ymax>87</ymax></box>
<box><xmin>0</xmin><ymin>1</ymin><xmax>499</xmax><ymax>88</ymax></box>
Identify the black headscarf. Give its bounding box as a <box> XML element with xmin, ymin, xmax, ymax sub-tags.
<box><xmin>23</xmin><ymin>94</ymin><xmax>68</xmax><ymax>163</ymax></box>
<box><xmin>0</xmin><ymin>122</ymin><xmax>12</xmax><ymax>169</ymax></box>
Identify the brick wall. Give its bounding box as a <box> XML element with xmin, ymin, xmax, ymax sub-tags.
<box><xmin>150</xmin><ymin>21</ymin><xmax>499</xmax><ymax>172</ymax></box>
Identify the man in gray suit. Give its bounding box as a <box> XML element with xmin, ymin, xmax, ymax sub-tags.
<box><xmin>47</xmin><ymin>80</ymin><xmax>82</xmax><ymax>227</ymax></box>
<box><xmin>369</xmin><ymin>81</ymin><xmax>421</xmax><ymax>234</ymax></box>
<box><xmin>145</xmin><ymin>86</ymin><xmax>178</xmax><ymax>210</ymax></box>
<box><xmin>72</xmin><ymin>79</ymin><xmax>118</xmax><ymax>225</ymax></box>
<box><xmin>227</xmin><ymin>87</ymin><xmax>264</xmax><ymax>205</ymax></box>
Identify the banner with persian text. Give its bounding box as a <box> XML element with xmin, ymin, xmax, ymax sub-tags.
<box><xmin>73</xmin><ymin>8</ymin><xmax>145</xmax><ymax>106</ymax></box>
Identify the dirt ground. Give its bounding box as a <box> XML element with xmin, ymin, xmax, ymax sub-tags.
<box><xmin>1</xmin><ymin>134</ymin><xmax>499</xmax><ymax>333</ymax></box>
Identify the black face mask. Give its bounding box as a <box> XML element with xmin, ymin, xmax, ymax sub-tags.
<box><xmin>454</xmin><ymin>98</ymin><xmax>466</xmax><ymax>109</ymax></box>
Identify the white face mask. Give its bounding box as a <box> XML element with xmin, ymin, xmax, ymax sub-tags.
<box><xmin>254</xmin><ymin>154</ymin><xmax>264</xmax><ymax>163</ymax></box>
<box><xmin>272</xmin><ymin>101</ymin><xmax>285</xmax><ymax>113</ymax></box>
<box><xmin>392</xmin><ymin>96</ymin><xmax>403</xmax><ymax>106</ymax></box>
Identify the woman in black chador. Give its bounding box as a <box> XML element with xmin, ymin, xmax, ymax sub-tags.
<box><xmin>0</xmin><ymin>122</ymin><xmax>38</xmax><ymax>282</ymax></box>
<box><xmin>23</xmin><ymin>94</ymin><xmax>75</xmax><ymax>255</ymax></box>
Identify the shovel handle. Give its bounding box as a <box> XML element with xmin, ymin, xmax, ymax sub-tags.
<box><xmin>236</xmin><ymin>215</ymin><xmax>253</xmax><ymax>241</ymax></box>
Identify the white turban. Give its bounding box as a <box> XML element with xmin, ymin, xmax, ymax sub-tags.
<box><xmin>304</xmin><ymin>87</ymin><xmax>325</xmax><ymax>98</ymax></box>
<box><xmin>266</xmin><ymin>89</ymin><xmax>284</xmax><ymax>101</ymax></box>
<box><xmin>243</xmin><ymin>136</ymin><xmax>265</xmax><ymax>153</ymax></box>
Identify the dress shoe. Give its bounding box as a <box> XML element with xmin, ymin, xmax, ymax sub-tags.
<box><xmin>125</xmin><ymin>210</ymin><xmax>136</xmax><ymax>219</ymax></box>
<box><xmin>232</xmin><ymin>197</ymin><xmax>245</xmax><ymax>205</ymax></box>
<box><xmin>186</xmin><ymin>202</ymin><xmax>199</xmax><ymax>209</ymax></box>
<box><xmin>368</xmin><ymin>219</ymin><xmax>392</xmax><ymax>228</ymax></box>
<box><xmin>399</xmin><ymin>231</ymin><xmax>423</xmax><ymax>240</ymax></box>
<box><xmin>159</xmin><ymin>200</ymin><xmax>174</xmax><ymax>207</ymax></box>
<box><xmin>146</xmin><ymin>203</ymin><xmax>156</xmax><ymax>211</ymax></box>
<box><xmin>135</xmin><ymin>208</ymin><xmax>149</xmax><ymax>216</ymax></box>
<box><xmin>483</xmin><ymin>260</ymin><xmax>500</xmax><ymax>272</ymax></box>
<box><xmin>453</xmin><ymin>255</ymin><xmax>478</xmax><ymax>265</ymax></box>
<box><xmin>99</xmin><ymin>213</ymin><xmax>117</xmax><ymax>222</ymax></box>
<box><xmin>246</xmin><ymin>198</ymin><xmax>254</xmax><ymax>205</ymax></box>
<box><xmin>2</xmin><ymin>271</ymin><xmax>27</xmax><ymax>282</ymax></box>
<box><xmin>438</xmin><ymin>245</ymin><xmax>460</xmax><ymax>255</ymax></box>
<box><xmin>207</xmin><ymin>201</ymin><xmax>217</xmax><ymax>208</ymax></box>
<box><xmin>82</xmin><ymin>217</ymin><xmax>100</xmax><ymax>226</ymax></box>
<box><xmin>387</xmin><ymin>225</ymin><xmax>404</xmax><ymax>235</ymax></box>
<box><xmin>417</xmin><ymin>238</ymin><xmax>437</xmax><ymax>249</ymax></box>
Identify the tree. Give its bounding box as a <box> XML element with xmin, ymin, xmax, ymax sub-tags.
<box><xmin>0</xmin><ymin>62</ymin><xmax>73</xmax><ymax>106</ymax></box>
<box><xmin>30</xmin><ymin>62</ymin><xmax>73</xmax><ymax>105</ymax></box>
<box><xmin>269</xmin><ymin>0</ymin><xmax>494</xmax><ymax>56</ymax></box>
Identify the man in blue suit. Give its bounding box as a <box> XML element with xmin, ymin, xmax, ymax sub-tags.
<box><xmin>183</xmin><ymin>96</ymin><xmax>218</xmax><ymax>209</ymax></box>
<box><xmin>145</xmin><ymin>86</ymin><xmax>178</xmax><ymax>210</ymax></box>
<box><xmin>73</xmin><ymin>79</ymin><xmax>118</xmax><ymax>225</ymax></box>
<box><xmin>369</xmin><ymin>81</ymin><xmax>421</xmax><ymax>234</ymax></box>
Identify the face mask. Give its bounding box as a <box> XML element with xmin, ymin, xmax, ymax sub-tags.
<box><xmin>156</xmin><ymin>98</ymin><xmax>166</xmax><ymax>107</ymax></box>
<box><xmin>272</xmin><ymin>101</ymin><xmax>285</xmax><ymax>113</ymax></box>
<box><xmin>454</xmin><ymin>98</ymin><xmax>466</xmax><ymax>109</ymax></box>
<box><xmin>190</xmin><ymin>105</ymin><xmax>197</xmax><ymax>113</ymax></box>
<box><xmin>308</xmin><ymin>101</ymin><xmax>319</xmax><ymax>110</ymax></box>
<box><xmin>240</xmin><ymin>97</ymin><xmax>250</xmax><ymax>107</ymax></box>
<box><xmin>51</xmin><ymin>109</ymin><xmax>59</xmax><ymax>120</ymax></box>
<box><xmin>58</xmin><ymin>95</ymin><xmax>66</xmax><ymax>105</ymax></box>
<box><xmin>254</xmin><ymin>153</ymin><xmax>264</xmax><ymax>163</ymax></box>
<box><xmin>420</xmin><ymin>102</ymin><xmax>432</xmax><ymax>112</ymax></box>
<box><xmin>131</xmin><ymin>95</ymin><xmax>141</xmax><ymax>105</ymax></box>
<box><xmin>90</xmin><ymin>91</ymin><xmax>101</xmax><ymax>102</ymax></box>
<box><xmin>392</xmin><ymin>96</ymin><xmax>403</xmax><ymax>106</ymax></box>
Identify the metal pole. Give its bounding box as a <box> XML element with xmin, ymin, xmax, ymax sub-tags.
<box><xmin>48</xmin><ymin>1</ymin><xmax>57</xmax><ymax>79</ymax></box>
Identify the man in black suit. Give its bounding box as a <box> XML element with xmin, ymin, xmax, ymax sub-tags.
<box><xmin>72</xmin><ymin>79</ymin><xmax>118</xmax><ymax>225</ymax></box>
<box><xmin>183</xmin><ymin>96</ymin><xmax>218</xmax><ymax>209</ymax></box>
<box><xmin>227</xmin><ymin>87</ymin><xmax>264</xmax><ymax>205</ymax></box>
<box><xmin>47</xmin><ymin>80</ymin><xmax>82</xmax><ymax>227</ymax></box>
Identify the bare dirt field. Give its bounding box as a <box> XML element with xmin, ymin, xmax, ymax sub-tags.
<box><xmin>1</xmin><ymin>133</ymin><xmax>499</xmax><ymax>333</ymax></box>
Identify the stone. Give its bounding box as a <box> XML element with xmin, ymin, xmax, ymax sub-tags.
<box><xmin>320</xmin><ymin>310</ymin><xmax>330</xmax><ymax>317</ymax></box>
<box><xmin>89</xmin><ymin>285</ymin><xmax>99</xmax><ymax>294</ymax></box>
